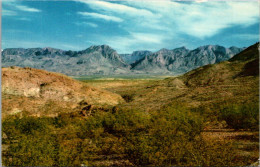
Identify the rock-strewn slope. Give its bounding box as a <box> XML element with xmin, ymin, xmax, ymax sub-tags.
<box><xmin>2</xmin><ymin>66</ymin><xmax>124</xmax><ymax>117</ymax></box>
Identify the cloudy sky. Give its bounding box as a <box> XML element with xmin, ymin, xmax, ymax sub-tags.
<box><xmin>2</xmin><ymin>0</ymin><xmax>259</xmax><ymax>53</ymax></box>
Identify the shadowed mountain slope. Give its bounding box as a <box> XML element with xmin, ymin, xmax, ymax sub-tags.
<box><xmin>120</xmin><ymin>50</ymin><xmax>152</xmax><ymax>64</ymax></box>
<box><xmin>131</xmin><ymin>45</ymin><xmax>244</xmax><ymax>74</ymax></box>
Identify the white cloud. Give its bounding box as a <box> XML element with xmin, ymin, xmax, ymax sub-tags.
<box><xmin>2</xmin><ymin>0</ymin><xmax>41</xmax><ymax>18</ymax></box>
<box><xmin>59</xmin><ymin>44</ymin><xmax>83</xmax><ymax>51</ymax></box>
<box><xmin>75</xmin><ymin>22</ymin><xmax>98</xmax><ymax>28</ymax></box>
<box><xmin>15</xmin><ymin>5</ymin><xmax>41</xmax><ymax>12</ymax></box>
<box><xmin>100</xmin><ymin>32</ymin><xmax>170</xmax><ymax>53</ymax></box>
<box><xmin>78</xmin><ymin>12</ymin><xmax>123</xmax><ymax>22</ymax></box>
<box><xmin>121</xmin><ymin>1</ymin><xmax>259</xmax><ymax>39</ymax></box>
<box><xmin>130</xmin><ymin>33</ymin><xmax>165</xmax><ymax>44</ymax></box>
<box><xmin>179</xmin><ymin>1</ymin><xmax>258</xmax><ymax>38</ymax></box>
<box><xmin>195</xmin><ymin>0</ymin><xmax>208</xmax><ymax>3</ymax></box>
<box><xmin>17</xmin><ymin>17</ymin><xmax>31</xmax><ymax>21</ymax></box>
<box><xmin>75</xmin><ymin>0</ymin><xmax>259</xmax><ymax>52</ymax></box>
<box><xmin>2</xmin><ymin>9</ymin><xmax>17</xmax><ymax>16</ymax></box>
<box><xmin>76</xmin><ymin>0</ymin><xmax>155</xmax><ymax>18</ymax></box>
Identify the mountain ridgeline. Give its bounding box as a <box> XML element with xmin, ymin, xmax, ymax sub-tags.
<box><xmin>2</xmin><ymin>44</ymin><xmax>244</xmax><ymax>76</ymax></box>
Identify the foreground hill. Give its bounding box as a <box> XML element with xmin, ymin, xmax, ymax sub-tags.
<box><xmin>2</xmin><ymin>45</ymin><xmax>243</xmax><ymax>75</ymax></box>
<box><xmin>2</xmin><ymin>66</ymin><xmax>124</xmax><ymax>118</ymax></box>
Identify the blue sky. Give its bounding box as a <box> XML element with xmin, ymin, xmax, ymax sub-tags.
<box><xmin>2</xmin><ymin>0</ymin><xmax>259</xmax><ymax>53</ymax></box>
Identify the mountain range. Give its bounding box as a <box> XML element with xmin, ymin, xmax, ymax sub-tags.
<box><xmin>2</xmin><ymin>44</ymin><xmax>244</xmax><ymax>76</ymax></box>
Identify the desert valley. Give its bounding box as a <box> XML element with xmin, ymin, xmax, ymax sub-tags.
<box><xmin>2</xmin><ymin>0</ymin><xmax>259</xmax><ymax>166</ymax></box>
<box><xmin>1</xmin><ymin>42</ymin><xmax>259</xmax><ymax>166</ymax></box>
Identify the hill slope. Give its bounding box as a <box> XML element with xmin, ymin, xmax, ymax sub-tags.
<box><xmin>114</xmin><ymin>43</ymin><xmax>258</xmax><ymax>112</ymax></box>
<box><xmin>2</xmin><ymin>66</ymin><xmax>124</xmax><ymax>118</ymax></box>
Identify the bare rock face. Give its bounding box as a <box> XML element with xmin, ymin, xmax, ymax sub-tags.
<box><xmin>2</xmin><ymin>44</ymin><xmax>244</xmax><ymax>76</ymax></box>
<box><xmin>131</xmin><ymin>45</ymin><xmax>244</xmax><ymax>74</ymax></box>
<box><xmin>120</xmin><ymin>50</ymin><xmax>152</xmax><ymax>64</ymax></box>
<box><xmin>2</xmin><ymin>66</ymin><xmax>124</xmax><ymax>117</ymax></box>
<box><xmin>2</xmin><ymin>45</ymin><xmax>130</xmax><ymax>76</ymax></box>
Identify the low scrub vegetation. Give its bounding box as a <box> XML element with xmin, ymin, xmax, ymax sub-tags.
<box><xmin>2</xmin><ymin>103</ymin><xmax>258</xmax><ymax>166</ymax></box>
<box><xmin>219</xmin><ymin>103</ymin><xmax>259</xmax><ymax>130</ymax></box>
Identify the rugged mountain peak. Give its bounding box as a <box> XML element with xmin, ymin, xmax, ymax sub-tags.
<box><xmin>2</xmin><ymin>45</ymin><xmax>130</xmax><ymax>75</ymax></box>
<box><xmin>2</xmin><ymin>44</ymin><xmax>245</xmax><ymax>76</ymax></box>
<box><xmin>87</xmin><ymin>45</ymin><xmax>115</xmax><ymax>52</ymax></box>
<box><xmin>131</xmin><ymin>44</ymin><xmax>244</xmax><ymax>74</ymax></box>
<box><xmin>120</xmin><ymin>50</ymin><xmax>152</xmax><ymax>64</ymax></box>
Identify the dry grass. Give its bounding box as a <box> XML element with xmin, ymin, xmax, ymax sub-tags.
<box><xmin>202</xmin><ymin>129</ymin><xmax>259</xmax><ymax>165</ymax></box>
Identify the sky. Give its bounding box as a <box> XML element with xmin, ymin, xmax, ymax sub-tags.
<box><xmin>2</xmin><ymin>0</ymin><xmax>259</xmax><ymax>53</ymax></box>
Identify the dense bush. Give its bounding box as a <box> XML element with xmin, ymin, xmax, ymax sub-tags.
<box><xmin>121</xmin><ymin>94</ymin><xmax>134</xmax><ymax>102</ymax></box>
<box><xmin>2</xmin><ymin>103</ymin><xmax>255</xmax><ymax>166</ymax></box>
<box><xmin>124</xmin><ymin>105</ymin><xmax>204</xmax><ymax>166</ymax></box>
<box><xmin>4</xmin><ymin>134</ymin><xmax>56</xmax><ymax>166</ymax></box>
<box><xmin>220</xmin><ymin>103</ymin><xmax>259</xmax><ymax>130</ymax></box>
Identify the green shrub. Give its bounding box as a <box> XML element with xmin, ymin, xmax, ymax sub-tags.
<box><xmin>2</xmin><ymin>103</ymin><xmax>257</xmax><ymax>166</ymax></box>
<box><xmin>124</xmin><ymin>105</ymin><xmax>204</xmax><ymax>166</ymax></box>
<box><xmin>102</xmin><ymin>109</ymin><xmax>150</xmax><ymax>136</ymax></box>
<box><xmin>220</xmin><ymin>103</ymin><xmax>259</xmax><ymax>130</ymax></box>
<box><xmin>3</xmin><ymin>116</ymin><xmax>49</xmax><ymax>138</ymax></box>
<box><xmin>121</xmin><ymin>94</ymin><xmax>134</xmax><ymax>102</ymax></box>
<box><xmin>3</xmin><ymin>134</ymin><xmax>56</xmax><ymax>166</ymax></box>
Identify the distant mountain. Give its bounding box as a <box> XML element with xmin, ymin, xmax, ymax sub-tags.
<box><xmin>2</xmin><ymin>44</ymin><xmax>244</xmax><ymax>76</ymax></box>
<box><xmin>131</xmin><ymin>45</ymin><xmax>244</xmax><ymax>75</ymax></box>
<box><xmin>2</xmin><ymin>45</ymin><xmax>130</xmax><ymax>76</ymax></box>
<box><xmin>120</xmin><ymin>50</ymin><xmax>152</xmax><ymax>64</ymax></box>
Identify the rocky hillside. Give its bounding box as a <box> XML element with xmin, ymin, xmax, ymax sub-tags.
<box><xmin>2</xmin><ymin>66</ymin><xmax>124</xmax><ymax>118</ymax></box>
<box><xmin>180</xmin><ymin>43</ymin><xmax>259</xmax><ymax>87</ymax></box>
<box><xmin>120</xmin><ymin>50</ymin><xmax>152</xmax><ymax>64</ymax></box>
<box><xmin>131</xmin><ymin>45</ymin><xmax>244</xmax><ymax>74</ymax></box>
<box><xmin>117</xmin><ymin>43</ymin><xmax>258</xmax><ymax>112</ymax></box>
<box><xmin>2</xmin><ymin>45</ymin><xmax>244</xmax><ymax>76</ymax></box>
